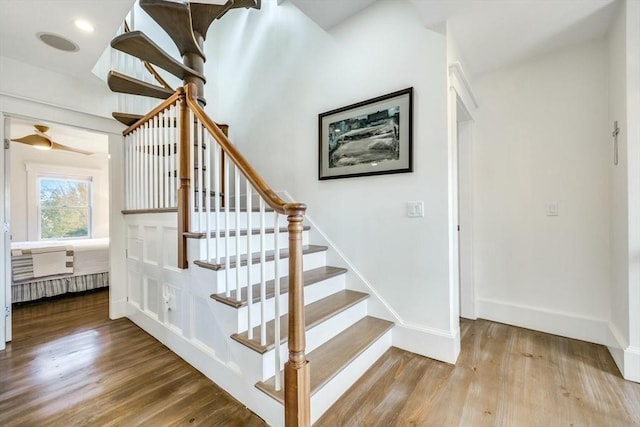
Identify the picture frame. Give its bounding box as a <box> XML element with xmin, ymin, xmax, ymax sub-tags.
<box><xmin>318</xmin><ymin>87</ymin><xmax>413</xmax><ymax>180</ymax></box>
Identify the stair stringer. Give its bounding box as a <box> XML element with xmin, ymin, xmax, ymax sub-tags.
<box><xmin>279</xmin><ymin>191</ymin><xmax>461</xmax><ymax>364</ymax></box>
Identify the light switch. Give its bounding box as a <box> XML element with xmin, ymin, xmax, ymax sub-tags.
<box><xmin>546</xmin><ymin>202</ymin><xmax>559</xmax><ymax>216</ymax></box>
<box><xmin>407</xmin><ymin>201</ymin><xmax>424</xmax><ymax>218</ymax></box>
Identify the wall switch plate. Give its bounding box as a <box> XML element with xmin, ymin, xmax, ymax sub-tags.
<box><xmin>407</xmin><ymin>201</ymin><xmax>424</xmax><ymax>218</ymax></box>
<box><xmin>546</xmin><ymin>201</ymin><xmax>559</xmax><ymax>216</ymax></box>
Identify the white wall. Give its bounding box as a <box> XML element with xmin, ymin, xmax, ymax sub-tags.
<box><xmin>473</xmin><ymin>39</ymin><xmax>611</xmax><ymax>344</ymax></box>
<box><xmin>8</xmin><ymin>142</ymin><xmax>110</xmax><ymax>242</ymax></box>
<box><xmin>206</xmin><ymin>0</ymin><xmax>456</xmax><ymax>356</ymax></box>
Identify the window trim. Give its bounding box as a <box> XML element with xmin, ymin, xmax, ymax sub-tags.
<box><xmin>26</xmin><ymin>163</ymin><xmax>101</xmax><ymax>241</ymax></box>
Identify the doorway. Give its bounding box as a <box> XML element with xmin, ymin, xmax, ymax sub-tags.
<box><xmin>456</xmin><ymin>104</ymin><xmax>475</xmax><ymax>320</ymax></box>
<box><xmin>4</xmin><ymin>114</ymin><xmax>111</xmax><ymax>342</ymax></box>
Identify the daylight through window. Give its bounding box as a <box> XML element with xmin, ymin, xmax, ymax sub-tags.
<box><xmin>38</xmin><ymin>176</ymin><xmax>92</xmax><ymax>239</ymax></box>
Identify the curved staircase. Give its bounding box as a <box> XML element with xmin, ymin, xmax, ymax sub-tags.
<box><xmin>109</xmin><ymin>0</ymin><xmax>261</xmax><ymax>124</ymax></box>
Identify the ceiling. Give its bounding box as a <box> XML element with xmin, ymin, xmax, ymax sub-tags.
<box><xmin>0</xmin><ymin>0</ymin><xmax>620</xmax><ymax>84</ymax></box>
<box><xmin>0</xmin><ymin>0</ymin><xmax>135</xmax><ymax>80</ymax></box>
<box><xmin>290</xmin><ymin>0</ymin><xmax>619</xmax><ymax>77</ymax></box>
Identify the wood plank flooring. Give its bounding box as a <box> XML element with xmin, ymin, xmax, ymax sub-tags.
<box><xmin>315</xmin><ymin>319</ymin><xmax>640</xmax><ymax>426</ymax></box>
<box><xmin>0</xmin><ymin>290</ymin><xmax>266</xmax><ymax>427</ymax></box>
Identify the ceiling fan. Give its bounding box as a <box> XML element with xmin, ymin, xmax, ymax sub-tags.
<box><xmin>11</xmin><ymin>125</ymin><xmax>93</xmax><ymax>155</ymax></box>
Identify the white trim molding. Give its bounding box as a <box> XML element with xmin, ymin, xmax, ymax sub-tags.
<box><xmin>477</xmin><ymin>297</ymin><xmax>610</xmax><ymax>345</ymax></box>
<box><xmin>448</xmin><ymin>62</ymin><xmax>479</xmax><ymax>113</ymax></box>
<box><xmin>607</xmin><ymin>322</ymin><xmax>640</xmax><ymax>383</ymax></box>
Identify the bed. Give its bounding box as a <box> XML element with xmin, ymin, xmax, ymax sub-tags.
<box><xmin>11</xmin><ymin>238</ymin><xmax>109</xmax><ymax>303</ymax></box>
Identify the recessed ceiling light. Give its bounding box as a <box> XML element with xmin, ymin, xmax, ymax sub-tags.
<box><xmin>36</xmin><ymin>32</ymin><xmax>79</xmax><ymax>52</ymax></box>
<box><xmin>74</xmin><ymin>19</ymin><xmax>94</xmax><ymax>33</ymax></box>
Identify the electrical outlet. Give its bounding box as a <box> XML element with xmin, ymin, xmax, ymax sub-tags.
<box><xmin>546</xmin><ymin>202</ymin><xmax>559</xmax><ymax>216</ymax></box>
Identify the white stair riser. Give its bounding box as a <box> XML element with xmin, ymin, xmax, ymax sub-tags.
<box><xmin>189</xmin><ymin>212</ymin><xmax>291</xmax><ymax>232</ymax></box>
<box><xmin>259</xmin><ymin>299</ymin><xmax>368</xmax><ymax>381</ymax></box>
<box><xmin>234</xmin><ymin>274</ymin><xmax>347</xmax><ymax>332</ymax></box>
<box><xmin>192</xmin><ymin>251</ymin><xmax>327</xmax><ymax>295</ymax></box>
<box><xmin>310</xmin><ymin>330</ymin><xmax>392</xmax><ymax>425</ymax></box>
<box><xmin>187</xmin><ymin>230</ymin><xmax>309</xmax><ymax>261</ymax></box>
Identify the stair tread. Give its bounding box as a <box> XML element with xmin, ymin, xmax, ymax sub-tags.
<box><xmin>111</xmin><ymin>31</ymin><xmax>206</xmax><ymax>81</ymax></box>
<box><xmin>231</xmin><ymin>290</ymin><xmax>368</xmax><ymax>353</ymax></box>
<box><xmin>184</xmin><ymin>225</ymin><xmax>310</xmax><ymax>240</ymax></box>
<box><xmin>193</xmin><ymin>245</ymin><xmax>327</xmax><ymax>271</ymax></box>
<box><xmin>211</xmin><ymin>266</ymin><xmax>347</xmax><ymax>308</ymax></box>
<box><xmin>256</xmin><ymin>316</ymin><xmax>394</xmax><ymax>402</ymax></box>
<box><xmin>113</xmin><ymin>112</ymin><xmax>143</xmax><ymax>126</ymax></box>
<box><xmin>139</xmin><ymin>0</ymin><xmax>204</xmax><ymax>58</ymax></box>
<box><xmin>108</xmin><ymin>70</ymin><xmax>174</xmax><ymax>100</ymax></box>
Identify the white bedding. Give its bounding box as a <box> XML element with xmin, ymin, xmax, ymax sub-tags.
<box><xmin>10</xmin><ymin>238</ymin><xmax>110</xmax><ymax>303</ymax></box>
<box><xmin>11</xmin><ymin>238</ymin><xmax>110</xmax><ymax>278</ymax></box>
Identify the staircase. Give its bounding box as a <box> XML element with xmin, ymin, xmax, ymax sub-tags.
<box><xmin>184</xmin><ymin>215</ymin><xmax>394</xmax><ymax>424</ymax></box>
<box><xmin>112</xmin><ymin>1</ymin><xmax>396</xmax><ymax>425</ymax></box>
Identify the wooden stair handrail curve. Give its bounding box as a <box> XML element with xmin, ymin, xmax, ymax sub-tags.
<box><xmin>184</xmin><ymin>83</ymin><xmax>306</xmax><ymax>217</ymax></box>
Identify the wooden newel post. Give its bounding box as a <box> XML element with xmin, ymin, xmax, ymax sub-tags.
<box><xmin>284</xmin><ymin>203</ymin><xmax>310</xmax><ymax>427</ymax></box>
<box><xmin>177</xmin><ymin>87</ymin><xmax>190</xmax><ymax>269</ymax></box>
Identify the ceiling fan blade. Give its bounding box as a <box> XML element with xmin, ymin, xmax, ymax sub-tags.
<box><xmin>11</xmin><ymin>134</ymin><xmax>53</xmax><ymax>149</ymax></box>
<box><xmin>50</xmin><ymin>141</ymin><xmax>94</xmax><ymax>155</ymax></box>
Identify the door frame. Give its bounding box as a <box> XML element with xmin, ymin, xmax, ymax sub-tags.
<box><xmin>1</xmin><ymin>114</ymin><xmax>9</xmax><ymax>347</ymax></box>
<box><xmin>448</xmin><ymin>62</ymin><xmax>478</xmax><ymax>322</ymax></box>
<box><xmin>0</xmin><ymin>92</ymin><xmax>127</xmax><ymax>347</ymax></box>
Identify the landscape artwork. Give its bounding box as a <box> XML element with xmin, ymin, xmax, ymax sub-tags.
<box><xmin>319</xmin><ymin>88</ymin><xmax>413</xmax><ymax>180</ymax></box>
<box><xmin>328</xmin><ymin>106</ymin><xmax>400</xmax><ymax>169</ymax></box>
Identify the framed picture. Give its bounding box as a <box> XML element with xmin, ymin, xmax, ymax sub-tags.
<box><xmin>318</xmin><ymin>87</ymin><xmax>413</xmax><ymax>180</ymax></box>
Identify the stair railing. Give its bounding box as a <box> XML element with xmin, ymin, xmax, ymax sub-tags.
<box><xmin>121</xmin><ymin>83</ymin><xmax>311</xmax><ymax>427</ymax></box>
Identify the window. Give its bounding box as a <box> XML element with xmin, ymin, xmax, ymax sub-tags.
<box><xmin>38</xmin><ymin>176</ymin><xmax>92</xmax><ymax>239</ymax></box>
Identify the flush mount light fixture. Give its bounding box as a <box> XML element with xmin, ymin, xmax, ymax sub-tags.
<box><xmin>74</xmin><ymin>19</ymin><xmax>94</xmax><ymax>33</ymax></box>
<box><xmin>37</xmin><ymin>32</ymin><xmax>79</xmax><ymax>52</ymax></box>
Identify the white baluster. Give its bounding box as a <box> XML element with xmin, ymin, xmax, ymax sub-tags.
<box><xmin>224</xmin><ymin>156</ymin><xmax>230</xmax><ymax>298</ymax></box>
<box><xmin>260</xmin><ymin>198</ymin><xmax>266</xmax><ymax>346</ymax></box>
<box><xmin>164</xmin><ymin>108</ymin><xmax>170</xmax><ymax>208</ymax></box>
<box><xmin>158</xmin><ymin>112</ymin><xmax>164</xmax><ymax>208</ymax></box>
<box><xmin>273</xmin><ymin>211</ymin><xmax>282</xmax><ymax>390</ymax></box>
<box><xmin>246</xmin><ymin>181</ymin><xmax>253</xmax><ymax>339</ymax></box>
<box><xmin>189</xmin><ymin>110</ymin><xmax>196</xmax><ymax>229</ymax></box>
<box><xmin>205</xmin><ymin>128</ymin><xmax>212</xmax><ymax>263</ymax></box>
<box><xmin>234</xmin><ymin>168</ymin><xmax>241</xmax><ymax>302</ymax></box>
<box><xmin>143</xmin><ymin>121</ymin><xmax>149</xmax><ymax>209</ymax></box>
<box><xmin>171</xmin><ymin>104</ymin><xmax>177</xmax><ymax>207</ymax></box>
<box><xmin>213</xmin><ymin>141</ymin><xmax>221</xmax><ymax>267</ymax></box>
<box><xmin>153</xmin><ymin>115</ymin><xmax>158</xmax><ymax>209</ymax></box>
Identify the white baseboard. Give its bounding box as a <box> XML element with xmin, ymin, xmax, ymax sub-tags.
<box><xmin>624</xmin><ymin>346</ymin><xmax>640</xmax><ymax>383</ymax></box>
<box><xmin>607</xmin><ymin>322</ymin><xmax>640</xmax><ymax>383</ymax></box>
<box><xmin>476</xmin><ymin>297</ymin><xmax>609</xmax><ymax>345</ymax></box>
<box><xmin>392</xmin><ymin>323</ymin><xmax>460</xmax><ymax>364</ymax></box>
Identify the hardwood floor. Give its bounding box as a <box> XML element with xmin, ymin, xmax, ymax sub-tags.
<box><xmin>0</xmin><ymin>290</ymin><xmax>266</xmax><ymax>427</ymax></box>
<box><xmin>4</xmin><ymin>291</ymin><xmax>640</xmax><ymax>426</ymax></box>
<box><xmin>316</xmin><ymin>319</ymin><xmax>640</xmax><ymax>427</ymax></box>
